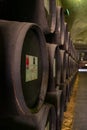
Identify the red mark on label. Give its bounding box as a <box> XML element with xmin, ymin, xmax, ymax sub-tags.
<box><xmin>26</xmin><ymin>55</ymin><xmax>29</xmax><ymax>69</ymax></box>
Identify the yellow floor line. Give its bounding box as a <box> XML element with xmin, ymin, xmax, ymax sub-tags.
<box><xmin>61</xmin><ymin>75</ymin><xmax>79</xmax><ymax>130</ymax></box>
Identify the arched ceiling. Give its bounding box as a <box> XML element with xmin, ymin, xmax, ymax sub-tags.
<box><xmin>60</xmin><ymin>0</ymin><xmax>87</xmax><ymax>49</ymax></box>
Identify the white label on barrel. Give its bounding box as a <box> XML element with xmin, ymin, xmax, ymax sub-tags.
<box><xmin>26</xmin><ymin>55</ymin><xmax>38</xmax><ymax>82</ymax></box>
<box><xmin>53</xmin><ymin>59</ymin><xmax>56</xmax><ymax>77</ymax></box>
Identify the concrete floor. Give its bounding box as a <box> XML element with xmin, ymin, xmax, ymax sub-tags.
<box><xmin>72</xmin><ymin>72</ymin><xmax>87</xmax><ymax>130</ymax></box>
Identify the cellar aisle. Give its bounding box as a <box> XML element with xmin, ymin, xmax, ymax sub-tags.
<box><xmin>72</xmin><ymin>72</ymin><xmax>87</xmax><ymax>130</ymax></box>
<box><xmin>61</xmin><ymin>73</ymin><xmax>79</xmax><ymax>130</ymax></box>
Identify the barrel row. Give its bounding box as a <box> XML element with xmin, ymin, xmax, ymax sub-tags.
<box><xmin>0</xmin><ymin>20</ymin><xmax>78</xmax><ymax>130</ymax></box>
<box><xmin>0</xmin><ymin>20</ymin><xmax>57</xmax><ymax>130</ymax></box>
<box><xmin>0</xmin><ymin>1</ymin><xmax>79</xmax><ymax>130</ymax></box>
<box><xmin>57</xmin><ymin>5</ymin><xmax>79</xmax><ymax>109</ymax></box>
<box><xmin>0</xmin><ymin>17</ymin><xmax>73</xmax><ymax>130</ymax></box>
<box><xmin>0</xmin><ymin>1</ymin><xmax>63</xmax><ymax>130</ymax></box>
<box><xmin>44</xmin><ymin>5</ymin><xmax>79</xmax><ymax>130</ymax></box>
<box><xmin>45</xmin><ymin>44</ymin><xmax>78</xmax><ymax>130</ymax></box>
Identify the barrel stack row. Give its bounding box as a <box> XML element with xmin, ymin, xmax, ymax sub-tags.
<box><xmin>0</xmin><ymin>0</ymin><xmax>78</xmax><ymax>130</ymax></box>
<box><xmin>45</xmin><ymin>5</ymin><xmax>78</xmax><ymax>130</ymax></box>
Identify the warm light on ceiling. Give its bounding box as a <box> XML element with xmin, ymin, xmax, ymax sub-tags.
<box><xmin>75</xmin><ymin>0</ymin><xmax>81</xmax><ymax>2</ymax></box>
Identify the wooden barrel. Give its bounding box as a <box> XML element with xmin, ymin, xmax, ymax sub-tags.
<box><xmin>45</xmin><ymin>90</ymin><xmax>64</xmax><ymax>130</ymax></box>
<box><xmin>46</xmin><ymin>43</ymin><xmax>57</xmax><ymax>91</ymax></box>
<box><xmin>71</xmin><ymin>43</ymin><xmax>77</xmax><ymax>60</ymax></box>
<box><xmin>64</xmin><ymin>23</ymin><xmax>69</xmax><ymax>52</ymax></box>
<box><xmin>55</xmin><ymin>6</ymin><xmax>65</xmax><ymax>46</ymax></box>
<box><xmin>59</xmin><ymin>50</ymin><xmax>68</xmax><ymax>112</ymax></box>
<box><xmin>69</xmin><ymin>55</ymin><xmax>72</xmax><ymax>77</ymax></box>
<box><xmin>0</xmin><ymin>115</ymin><xmax>38</xmax><ymax>130</ymax></box>
<box><xmin>65</xmin><ymin>53</ymin><xmax>70</xmax><ymax>102</ymax></box>
<box><xmin>0</xmin><ymin>20</ymin><xmax>49</xmax><ymax>115</ymax></box>
<box><xmin>44</xmin><ymin>0</ymin><xmax>56</xmax><ymax>33</ymax></box>
<box><xmin>59</xmin><ymin>22</ymin><xmax>69</xmax><ymax>52</ymax></box>
<box><xmin>56</xmin><ymin>49</ymin><xmax>62</xmax><ymax>87</ymax></box>
<box><xmin>46</xmin><ymin>43</ymin><xmax>61</xmax><ymax>91</ymax></box>
<box><xmin>0</xmin><ymin>104</ymin><xmax>56</xmax><ymax>130</ymax></box>
<box><xmin>60</xmin><ymin>50</ymin><xmax>66</xmax><ymax>84</ymax></box>
<box><xmin>0</xmin><ymin>0</ymin><xmax>56</xmax><ymax>33</ymax></box>
<box><xmin>66</xmin><ymin>53</ymin><xmax>69</xmax><ymax>79</ymax></box>
<box><xmin>45</xmin><ymin>43</ymin><xmax>65</xmax><ymax>129</ymax></box>
<box><xmin>65</xmin><ymin>81</ymin><xmax>71</xmax><ymax>102</ymax></box>
<box><xmin>66</xmin><ymin>52</ymin><xmax>72</xmax><ymax>95</ymax></box>
<box><xmin>40</xmin><ymin>104</ymin><xmax>56</xmax><ymax>130</ymax></box>
<box><xmin>68</xmin><ymin>38</ymin><xmax>72</xmax><ymax>56</ymax></box>
<box><xmin>69</xmin><ymin>55</ymin><xmax>75</xmax><ymax>78</ymax></box>
<box><xmin>68</xmin><ymin>55</ymin><xmax>72</xmax><ymax>78</ymax></box>
<box><xmin>46</xmin><ymin>47</ymin><xmax>67</xmax><ymax>109</ymax></box>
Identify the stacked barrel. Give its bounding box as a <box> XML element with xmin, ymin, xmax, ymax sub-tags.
<box><xmin>0</xmin><ymin>0</ymin><xmax>78</xmax><ymax>130</ymax></box>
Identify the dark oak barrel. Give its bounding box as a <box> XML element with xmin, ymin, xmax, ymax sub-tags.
<box><xmin>0</xmin><ymin>104</ymin><xmax>56</xmax><ymax>130</ymax></box>
<box><xmin>39</xmin><ymin>104</ymin><xmax>56</xmax><ymax>130</ymax></box>
<box><xmin>55</xmin><ymin>6</ymin><xmax>65</xmax><ymax>46</ymax></box>
<box><xmin>45</xmin><ymin>44</ymin><xmax>65</xmax><ymax>130</ymax></box>
<box><xmin>44</xmin><ymin>0</ymin><xmax>56</xmax><ymax>33</ymax></box>
<box><xmin>45</xmin><ymin>90</ymin><xmax>65</xmax><ymax>130</ymax></box>
<box><xmin>0</xmin><ymin>0</ymin><xmax>56</xmax><ymax>33</ymax></box>
<box><xmin>60</xmin><ymin>50</ymin><xmax>66</xmax><ymax>84</ymax></box>
<box><xmin>46</xmin><ymin>43</ymin><xmax>61</xmax><ymax>91</ymax></box>
<box><xmin>62</xmin><ymin>22</ymin><xmax>69</xmax><ymax>52</ymax></box>
<box><xmin>0</xmin><ymin>20</ymin><xmax>49</xmax><ymax>116</ymax></box>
